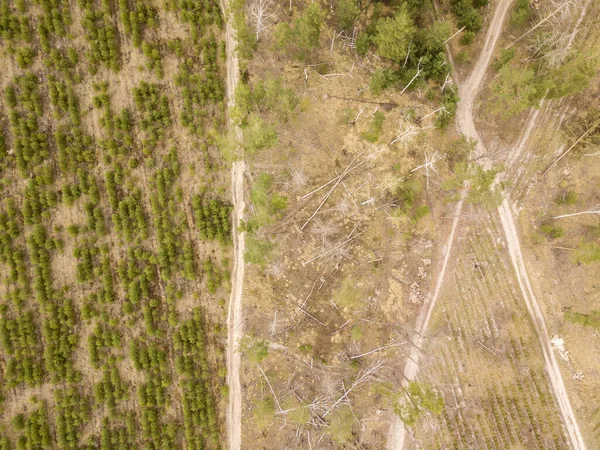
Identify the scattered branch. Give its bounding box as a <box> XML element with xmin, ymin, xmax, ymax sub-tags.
<box><xmin>322</xmin><ymin>359</ymin><xmax>384</xmax><ymax>417</ymax></box>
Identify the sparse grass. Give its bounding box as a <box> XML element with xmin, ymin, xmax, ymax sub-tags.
<box><xmin>361</xmin><ymin>111</ymin><xmax>386</xmax><ymax>143</ymax></box>
<box><xmin>244</xmin><ymin>235</ymin><xmax>274</xmax><ymax>266</ymax></box>
<box><xmin>333</xmin><ymin>279</ymin><xmax>362</xmax><ymax>310</ymax></box>
<box><xmin>253</xmin><ymin>398</ymin><xmax>275</xmax><ymax>430</ymax></box>
<box><xmin>565</xmin><ymin>310</ymin><xmax>600</xmax><ymax>330</ymax></box>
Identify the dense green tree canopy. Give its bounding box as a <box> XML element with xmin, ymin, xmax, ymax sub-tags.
<box><xmin>374</xmin><ymin>6</ymin><xmax>416</xmax><ymax>63</ymax></box>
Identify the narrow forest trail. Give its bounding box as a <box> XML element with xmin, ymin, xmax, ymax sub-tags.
<box><xmin>389</xmin><ymin>0</ymin><xmax>586</xmax><ymax>448</ymax></box>
<box><xmin>219</xmin><ymin>0</ymin><xmax>245</xmax><ymax>448</ymax></box>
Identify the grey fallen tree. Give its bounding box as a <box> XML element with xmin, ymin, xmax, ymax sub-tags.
<box><xmin>553</xmin><ymin>204</ymin><xmax>600</xmax><ymax>219</ymax></box>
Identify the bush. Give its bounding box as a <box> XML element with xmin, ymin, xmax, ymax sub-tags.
<box><xmin>491</xmin><ymin>48</ymin><xmax>515</xmax><ymax>71</ymax></box>
<box><xmin>333</xmin><ymin>279</ymin><xmax>362</xmax><ymax>310</ymax></box>
<box><xmin>450</xmin><ymin>0</ymin><xmax>483</xmax><ymax>33</ymax></box>
<box><xmin>460</xmin><ymin>31</ymin><xmax>475</xmax><ymax>45</ymax></box>
<box><xmin>540</xmin><ymin>222</ymin><xmax>565</xmax><ymax>240</ymax></box>
<box><xmin>329</xmin><ymin>406</ymin><xmax>355</xmax><ymax>444</ymax></box>
<box><xmin>565</xmin><ymin>310</ymin><xmax>600</xmax><ymax>328</ymax></box>
<box><xmin>370</xmin><ymin>68</ymin><xmax>400</xmax><ymax>96</ymax></box>
<box><xmin>554</xmin><ymin>190</ymin><xmax>578</xmax><ymax>205</ymax></box>
<box><xmin>511</xmin><ymin>0</ymin><xmax>531</xmax><ymax>26</ymax></box>
<box><xmin>243</xmin><ymin>115</ymin><xmax>277</xmax><ymax>154</ymax></box>
<box><xmin>244</xmin><ymin>337</ymin><xmax>269</xmax><ymax>362</ymax></box>
<box><xmin>436</xmin><ymin>88</ymin><xmax>459</xmax><ymax>127</ymax></box>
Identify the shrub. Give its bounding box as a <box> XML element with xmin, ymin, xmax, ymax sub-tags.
<box><xmin>361</xmin><ymin>111</ymin><xmax>386</xmax><ymax>143</ymax></box>
<box><xmin>489</xmin><ymin>64</ymin><xmax>538</xmax><ymax>118</ymax></box>
<box><xmin>540</xmin><ymin>222</ymin><xmax>565</xmax><ymax>240</ymax></box>
<box><xmin>512</xmin><ymin>0</ymin><xmax>531</xmax><ymax>26</ymax></box>
<box><xmin>460</xmin><ymin>31</ymin><xmax>475</xmax><ymax>45</ymax></box>
<box><xmin>370</xmin><ymin>68</ymin><xmax>400</xmax><ymax>96</ymax></box>
<box><xmin>15</xmin><ymin>47</ymin><xmax>34</xmax><ymax>68</ymax></box>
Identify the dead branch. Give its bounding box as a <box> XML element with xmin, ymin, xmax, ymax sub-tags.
<box><xmin>349</xmin><ymin>342</ymin><xmax>406</xmax><ymax>359</ymax></box>
<box><xmin>257</xmin><ymin>363</ymin><xmax>283</xmax><ymax>412</ymax></box>
<box><xmin>301</xmin><ymin>153</ymin><xmax>365</xmax><ymax>230</ymax></box>
<box><xmin>478</xmin><ymin>341</ymin><xmax>497</xmax><ymax>355</ymax></box>
<box><xmin>400</xmin><ymin>58</ymin><xmax>423</xmax><ymax>95</ymax></box>
<box><xmin>301</xmin><ymin>230</ymin><xmax>366</xmax><ymax>266</ymax></box>
<box><xmin>444</xmin><ymin>26</ymin><xmax>466</xmax><ymax>44</ymax></box>
<box><xmin>326</xmin><ymin>94</ymin><xmax>398</xmax><ymax>110</ymax></box>
<box><xmin>507</xmin><ymin>0</ymin><xmax>577</xmax><ymax>49</ymax></box>
<box><xmin>541</xmin><ymin>118</ymin><xmax>600</xmax><ymax>176</ymax></box>
<box><xmin>553</xmin><ymin>204</ymin><xmax>600</xmax><ymax>219</ymax></box>
<box><xmin>322</xmin><ymin>359</ymin><xmax>384</xmax><ymax>417</ymax></box>
<box><xmin>296</xmin><ymin>306</ymin><xmax>326</xmax><ymax>326</ymax></box>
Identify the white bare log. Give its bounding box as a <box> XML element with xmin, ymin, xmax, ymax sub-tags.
<box><xmin>443</xmin><ymin>26</ymin><xmax>466</xmax><ymax>44</ymax></box>
<box><xmin>553</xmin><ymin>204</ymin><xmax>600</xmax><ymax>219</ymax></box>
<box><xmin>349</xmin><ymin>342</ymin><xmax>406</xmax><ymax>359</ymax></box>
<box><xmin>400</xmin><ymin>58</ymin><xmax>423</xmax><ymax>95</ymax></box>
<box><xmin>421</xmin><ymin>106</ymin><xmax>446</xmax><ymax>121</ymax></box>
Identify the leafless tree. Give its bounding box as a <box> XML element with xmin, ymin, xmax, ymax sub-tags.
<box><xmin>311</xmin><ymin>218</ymin><xmax>339</xmax><ymax>247</ymax></box>
<box><xmin>267</xmin><ymin>260</ymin><xmax>285</xmax><ymax>278</ymax></box>
<box><xmin>335</xmin><ymin>196</ymin><xmax>352</xmax><ymax>217</ymax></box>
<box><xmin>247</xmin><ymin>0</ymin><xmax>276</xmax><ymax>42</ymax></box>
<box><xmin>288</xmin><ymin>166</ymin><xmax>308</xmax><ymax>191</ymax></box>
<box><xmin>517</xmin><ymin>0</ymin><xmax>586</xmax><ymax>67</ymax></box>
<box><xmin>410</xmin><ymin>151</ymin><xmax>443</xmax><ymax>189</ymax></box>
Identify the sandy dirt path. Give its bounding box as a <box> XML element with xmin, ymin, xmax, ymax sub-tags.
<box><xmin>389</xmin><ymin>0</ymin><xmax>585</xmax><ymax>448</ymax></box>
<box><xmin>219</xmin><ymin>0</ymin><xmax>245</xmax><ymax>448</ymax></box>
<box><xmin>498</xmin><ymin>199</ymin><xmax>586</xmax><ymax>450</ymax></box>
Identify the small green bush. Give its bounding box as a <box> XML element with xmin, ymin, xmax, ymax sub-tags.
<box><xmin>540</xmin><ymin>223</ymin><xmax>565</xmax><ymax>240</ymax></box>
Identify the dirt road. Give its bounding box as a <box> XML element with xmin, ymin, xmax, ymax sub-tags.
<box><xmin>498</xmin><ymin>199</ymin><xmax>586</xmax><ymax>450</ymax></box>
<box><xmin>219</xmin><ymin>0</ymin><xmax>245</xmax><ymax>448</ymax></box>
<box><xmin>389</xmin><ymin>0</ymin><xmax>586</xmax><ymax>448</ymax></box>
